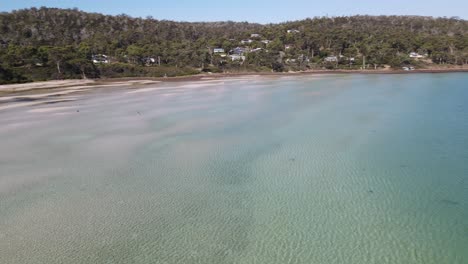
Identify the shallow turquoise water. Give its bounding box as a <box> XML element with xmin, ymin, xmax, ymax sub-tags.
<box><xmin>0</xmin><ymin>74</ymin><xmax>467</xmax><ymax>263</ymax></box>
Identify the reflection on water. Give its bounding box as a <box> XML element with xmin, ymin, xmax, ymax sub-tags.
<box><xmin>0</xmin><ymin>74</ymin><xmax>467</xmax><ymax>264</ymax></box>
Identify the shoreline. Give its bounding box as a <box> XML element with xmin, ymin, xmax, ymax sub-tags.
<box><xmin>98</xmin><ymin>68</ymin><xmax>468</xmax><ymax>82</ymax></box>
<box><xmin>1</xmin><ymin>68</ymin><xmax>468</xmax><ymax>96</ymax></box>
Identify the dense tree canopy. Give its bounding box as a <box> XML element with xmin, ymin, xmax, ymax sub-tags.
<box><xmin>0</xmin><ymin>7</ymin><xmax>467</xmax><ymax>83</ymax></box>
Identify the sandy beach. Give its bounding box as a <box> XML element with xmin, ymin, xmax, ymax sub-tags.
<box><xmin>1</xmin><ymin>68</ymin><xmax>467</xmax><ymax>104</ymax></box>
<box><xmin>1</xmin><ymin>67</ymin><xmax>468</xmax><ymax>95</ymax></box>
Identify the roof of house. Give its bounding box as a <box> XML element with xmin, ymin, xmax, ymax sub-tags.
<box><xmin>230</xmin><ymin>47</ymin><xmax>247</xmax><ymax>55</ymax></box>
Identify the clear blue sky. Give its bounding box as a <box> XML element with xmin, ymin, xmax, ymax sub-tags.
<box><xmin>1</xmin><ymin>0</ymin><xmax>467</xmax><ymax>23</ymax></box>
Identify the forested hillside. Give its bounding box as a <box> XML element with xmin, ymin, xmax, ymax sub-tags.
<box><xmin>1</xmin><ymin>7</ymin><xmax>467</xmax><ymax>84</ymax></box>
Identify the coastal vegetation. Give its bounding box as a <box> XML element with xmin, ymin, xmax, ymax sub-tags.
<box><xmin>0</xmin><ymin>7</ymin><xmax>467</xmax><ymax>84</ymax></box>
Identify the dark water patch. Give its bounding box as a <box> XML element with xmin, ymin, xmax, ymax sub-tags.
<box><xmin>41</xmin><ymin>100</ymin><xmax>75</xmax><ymax>105</ymax></box>
<box><xmin>440</xmin><ymin>199</ymin><xmax>459</xmax><ymax>206</ymax></box>
<box><xmin>203</xmin><ymin>138</ymin><xmax>282</xmax><ymax>261</ymax></box>
<box><xmin>13</xmin><ymin>97</ymin><xmax>38</xmax><ymax>102</ymax></box>
<box><xmin>212</xmin><ymin>141</ymin><xmax>282</xmax><ymax>186</ymax></box>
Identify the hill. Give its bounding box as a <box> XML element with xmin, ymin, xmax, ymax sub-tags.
<box><xmin>1</xmin><ymin>7</ymin><xmax>467</xmax><ymax>83</ymax></box>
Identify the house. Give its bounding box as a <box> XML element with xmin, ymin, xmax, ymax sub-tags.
<box><xmin>287</xmin><ymin>29</ymin><xmax>300</xmax><ymax>33</ymax></box>
<box><xmin>213</xmin><ymin>48</ymin><xmax>225</xmax><ymax>53</ymax></box>
<box><xmin>324</xmin><ymin>56</ymin><xmax>338</xmax><ymax>62</ymax></box>
<box><xmin>92</xmin><ymin>54</ymin><xmax>109</xmax><ymax>64</ymax></box>
<box><xmin>251</xmin><ymin>34</ymin><xmax>261</xmax><ymax>38</ymax></box>
<box><xmin>241</xmin><ymin>39</ymin><xmax>253</xmax><ymax>44</ymax></box>
<box><xmin>142</xmin><ymin>57</ymin><xmax>156</xmax><ymax>66</ymax></box>
<box><xmin>409</xmin><ymin>52</ymin><xmax>425</xmax><ymax>58</ymax></box>
<box><xmin>285</xmin><ymin>44</ymin><xmax>293</xmax><ymax>50</ymax></box>
<box><xmin>339</xmin><ymin>55</ymin><xmax>355</xmax><ymax>62</ymax></box>
<box><xmin>230</xmin><ymin>47</ymin><xmax>247</xmax><ymax>55</ymax></box>
<box><xmin>251</xmin><ymin>48</ymin><xmax>263</xmax><ymax>53</ymax></box>
<box><xmin>229</xmin><ymin>55</ymin><xmax>246</xmax><ymax>61</ymax></box>
<box><xmin>298</xmin><ymin>54</ymin><xmax>310</xmax><ymax>63</ymax></box>
<box><xmin>261</xmin><ymin>40</ymin><xmax>272</xmax><ymax>44</ymax></box>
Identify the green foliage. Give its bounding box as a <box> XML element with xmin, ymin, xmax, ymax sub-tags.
<box><xmin>0</xmin><ymin>8</ymin><xmax>467</xmax><ymax>84</ymax></box>
<box><xmin>0</xmin><ymin>65</ymin><xmax>29</xmax><ymax>84</ymax></box>
<box><xmin>272</xmin><ymin>62</ymin><xmax>285</xmax><ymax>72</ymax></box>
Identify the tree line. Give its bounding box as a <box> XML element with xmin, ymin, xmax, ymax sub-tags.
<box><xmin>1</xmin><ymin>7</ymin><xmax>467</xmax><ymax>84</ymax></box>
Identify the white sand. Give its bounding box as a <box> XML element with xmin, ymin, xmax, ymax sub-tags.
<box><xmin>27</xmin><ymin>106</ymin><xmax>75</xmax><ymax>113</ymax></box>
<box><xmin>0</xmin><ymin>79</ymin><xmax>95</xmax><ymax>92</ymax></box>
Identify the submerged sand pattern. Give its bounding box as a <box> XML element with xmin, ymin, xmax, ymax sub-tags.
<box><xmin>0</xmin><ymin>74</ymin><xmax>467</xmax><ymax>264</ymax></box>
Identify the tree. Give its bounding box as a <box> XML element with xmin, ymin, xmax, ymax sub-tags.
<box><xmin>126</xmin><ymin>44</ymin><xmax>145</xmax><ymax>64</ymax></box>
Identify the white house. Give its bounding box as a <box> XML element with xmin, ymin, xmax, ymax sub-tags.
<box><xmin>92</xmin><ymin>54</ymin><xmax>109</xmax><ymax>64</ymax></box>
<box><xmin>229</xmin><ymin>55</ymin><xmax>246</xmax><ymax>61</ymax></box>
<box><xmin>324</xmin><ymin>56</ymin><xmax>338</xmax><ymax>62</ymax></box>
<box><xmin>241</xmin><ymin>39</ymin><xmax>253</xmax><ymax>44</ymax></box>
<box><xmin>213</xmin><ymin>48</ymin><xmax>225</xmax><ymax>53</ymax></box>
<box><xmin>251</xmin><ymin>34</ymin><xmax>261</xmax><ymax>38</ymax></box>
<box><xmin>287</xmin><ymin>29</ymin><xmax>300</xmax><ymax>33</ymax></box>
<box><xmin>409</xmin><ymin>52</ymin><xmax>425</xmax><ymax>58</ymax></box>
<box><xmin>251</xmin><ymin>48</ymin><xmax>263</xmax><ymax>53</ymax></box>
<box><xmin>261</xmin><ymin>40</ymin><xmax>272</xmax><ymax>44</ymax></box>
<box><xmin>142</xmin><ymin>57</ymin><xmax>156</xmax><ymax>66</ymax></box>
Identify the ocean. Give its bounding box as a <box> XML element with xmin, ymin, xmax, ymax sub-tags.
<box><xmin>0</xmin><ymin>73</ymin><xmax>467</xmax><ymax>263</ymax></box>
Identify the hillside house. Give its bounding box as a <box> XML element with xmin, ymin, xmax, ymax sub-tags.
<box><xmin>229</xmin><ymin>54</ymin><xmax>246</xmax><ymax>61</ymax></box>
<box><xmin>409</xmin><ymin>52</ymin><xmax>425</xmax><ymax>58</ymax></box>
<box><xmin>251</xmin><ymin>34</ymin><xmax>261</xmax><ymax>38</ymax></box>
<box><xmin>287</xmin><ymin>29</ymin><xmax>300</xmax><ymax>33</ymax></box>
<box><xmin>92</xmin><ymin>54</ymin><xmax>109</xmax><ymax>64</ymax></box>
<box><xmin>261</xmin><ymin>40</ymin><xmax>272</xmax><ymax>44</ymax></box>
<box><xmin>213</xmin><ymin>48</ymin><xmax>225</xmax><ymax>53</ymax></box>
<box><xmin>241</xmin><ymin>39</ymin><xmax>253</xmax><ymax>44</ymax></box>
<box><xmin>324</xmin><ymin>56</ymin><xmax>338</xmax><ymax>62</ymax></box>
<box><xmin>230</xmin><ymin>47</ymin><xmax>247</xmax><ymax>55</ymax></box>
<box><xmin>142</xmin><ymin>57</ymin><xmax>156</xmax><ymax>66</ymax></box>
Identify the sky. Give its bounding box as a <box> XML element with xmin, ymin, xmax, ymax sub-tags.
<box><xmin>1</xmin><ymin>0</ymin><xmax>467</xmax><ymax>23</ymax></box>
